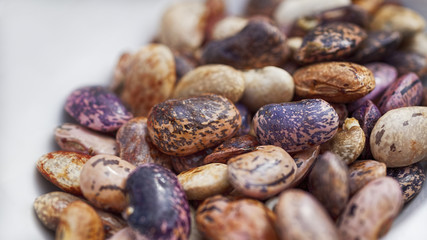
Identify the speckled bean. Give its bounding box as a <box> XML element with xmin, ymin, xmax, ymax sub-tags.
<box><xmin>228</xmin><ymin>145</ymin><xmax>296</xmax><ymax>199</ymax></box>
<box><xmin>387</xmin><ymin>162</ymin><xmax>426</xmax><ymax>203</ymax></box>
<box><xmin>202</xmin><ymin>18</ymin><xmax>288</xmax><ymax>69</ymax></box>
<box><xmin>196</xmin><ymin>195</ymin><xmax>279</xmax><ymax>240</ymax></box>
<box><xmin>235</xmin><ymin>103</ymin><xmax>251</xmax><ymax>136</ymax></box>
<box><xmin>349</xmin><ymin>30</ymin><xmax>401</xmax><ymax>63</ymax></box>
<box><xmin>253</xmin><ymin>99</ymin><xmax>339</xmax><ymax>153</ymax></box>
<box><xmin>124</xmin><ymin>164</ymin><xmax>190</xmax><ymax>240</ymax></box>
<box><xmin>351</xmin><ymin>100</ymin><xmax>382</xmax><ymax>159</ymax></box>
<box><xmin>120</xmin><ymin>44</ymin><xmax>176</xmax><ymax>117</ymax></box>
<box><xmin>173</xmin><ymin>64</ymin><xmax>245</xmax><ymax>102</ymax></box>
<box><xmin>370</xmin><ymin>5</ymin><xmax>425</xmax><ymax>38</ymax></box>
<box><xmin>295</xmin><ymin>22</ymin><xmax>367</xmax><ymax>64</ymax></box>
<box><xmin>147</xmin><ymin>94</ymin><xmax>241</xmax><ymax>156</ymax></box>
<box><xmin>56</xmin><ymin>201</ymin><xmax>104</xmax><ymax>240</ymax></box>
<box><xmin>377</xmin><ymin>72</ymin><xmax>423</xmax><ymax>114</ymax></box>
<box><xmin>385</xmin><ymin>50</ymin><xmax>427</xmax><ymax>76</ymax></box>
<box><xmin>171</xmin><ymin>148</ymin><xmax>214</xmax><ymax>174</ymax></box>
<box><xmin>158</xmin><ymin>1</ymin><xmax>207</xmax><ymax>52</ymax></box>
<box><xmin>371</xmin><ymin>107</ymin><xmax>427</xmax><ymax>167</ymax></box>
<box><xmin>65</xmin><ymin>86</ymin><xmax>132</xmax><ymax>132</ymax></box>
<box><xmin>348</xmin><ymin>160</ymin><xmax>387</xmax><ymax>195</ymax></box>
<box><xmin>203</xmin><ymin>135</ymin><xmax>259</xmax><ymax>165</ymax></box>
<box><xmin>337</xmin><ymin>177</ymin><xmax>403</xmax><ymax>240</ymax></box>
<box><xmin>321</xmin><ymin>118</ymin><xmax>365</xmax><ymax>164</ymax></box>
<box><xmin>80</xmin><ymin>155</ymin><xmax>135</xmax><ymax>212</ymax></box>
<box><xmin>54</xmin><ymin>123</ymin><xmax>117</xmax><ymax>156</ymax></box>
<box><xmin>293</xmin><ymin>62</ymin><xmax>375</xmax><ymax>103</ymax></box>
<box><xmin>275</xmin><ymin>189</ymin><xmax>340</xmax><ymax>240</ymax></box>
<box><xmin>36</xmin><ymin>151</ymin><xmax>91</xmax><ymax>195</ymax></box>
<box><xmin>116</xmin><ymin>117</ymin><xmax>172</xmax><ymax>169</ymax></box>
<box><xmin>308</xmin><ymin>151</ymin><xmax>349</xmax><ymax>219</ymax></box>
<box><xmin>178</xmin><ymin>163</ymin><xmax>230</xmax><ymax>200</ymax></box>
<box><xmin>347</xmin><ymin>63</ymin><xmax>397</xmax><ymax>113</ymax></box>
<box><xmin>33</xmin><ymin>192</ymin><xmax>127</xmax><ymax>238</ymax></box>
<box><xmin>290</xmin><ymin>146</ymin><xmax>320</xmax><ymax>187</ymax></box>
<box><xmin>241</xmin><ymin>66</ymin><xmax>294</xmax><ymax>112</ymax></box>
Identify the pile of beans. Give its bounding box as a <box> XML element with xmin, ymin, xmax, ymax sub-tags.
<box><xmin>34</xmin><ymin>0</ymin><xmax>427</xmax><ymax>239</ymax></box>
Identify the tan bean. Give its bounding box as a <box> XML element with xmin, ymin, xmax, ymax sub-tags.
<box><xmin>80</xmin><ymin>155</ymin><xmax>135</xmax><ymax>212</ymax></box>
<box><xmin>241</xmin><ymin>66</ymin><xmax>294</xmax><ymax>112</ymax></box>
<box><xmin>178</xmin><ymin>163</ymin><xmax>231</xmax><ymax>200</ymax></box>
<box><xmin>308</xmin><ymin>151</ymin><xmax>349</xmax><ymax>219</ymax></box>
<box><xmin>55</xmin><ymin>123</ymin><xmax>117</xmax><ymax>156</ymax></box>
<box><xmin>337</xmin><ymin>177</ymin><xmax>403</xmax><ymax>240</ymax></box>
<box><xmin>120</xmin><ymin>44</ymin><xmax>176</xmax><ymax>117</ymax></box>
<box><xmin>36</xmin><ymin>151</ymin><xmax>91</xmax><ymax>195</ymax></box>
<box><xmin>211</xmin><ymin>16</ymin><xmax>248</xmax><ymax>40</ymax></box>
<box><xmin>196</xmin><ymin>195</ymin><xmax>279</xmax><ymax>240</ymax></box>
<box><xmin>348</xmin><ymin>160</ymin><xmax>387</xmax><ymax>195</ymax></box>
<box><xmin>56</xmin><ymin>201</ymin><xmax>104</xmax><ymax>240</ymax></box>
<box><xmin>275</xmin><ymin>189</ymin><xmax>340</xmax><ymax>240</ymax></box>
<box><xmin>321</xmin><ymin>118</ymin><xmax>365</xmax><ymax>164</ymax></box>
<box><xmin>173</xmin><ymin>64</ymin><xmax>245</xmax><ymax>103</ymax></box>
<box><xmin>228</xmin><ymin>145</ymin><xmax>296</xmax><ymax>200</ymax></box>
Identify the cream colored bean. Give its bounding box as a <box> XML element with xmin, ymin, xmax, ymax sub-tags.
<box><xmin>177</xmin><ymin>163</ymin><xmax>230</xmax><ymax>200</ymax></box>
<box><xmin>56</xmin><ymin>201</ymin><xmax>104</xmax><ymax>240</ymax></box>
<box><xmin>212</xmin><ymin>16</ymin><xmax>248</xmax><ymax>40</ymax></box>
<box><xmin>241</xmin><ymin>66</ymin><xmax>294</xmax><ymax>112</ymax></box>
<box><xmin>80</xmin><ymin>155</ymin><xmax>135</xmax><ymax>212</ymax></box>
<box><xmin>173</xmin><ymin>64</ymin><xmax>245</xmax><ymax>103</ymax></box>
<box><xmin>321</xmin><ymin>118</ymin><xmax>365</xmax><ymax>165</ymax></box>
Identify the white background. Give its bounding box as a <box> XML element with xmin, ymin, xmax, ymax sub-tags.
<box><xmin>0</xmin><ymin>0</ymin><xmax>426</xmax><ymax>239</ymax></box>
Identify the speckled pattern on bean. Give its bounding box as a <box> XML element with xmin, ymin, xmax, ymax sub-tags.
<box><xmin>253</xmin><ymin>99</ymin><xmax>339</xmax><ymax>153</ymax></box>
<box><xmin>295</xmin><ymin>22</ymin><xmax>367</xmax><ymax>64</ymax></box>
<box><xmin>147</xmin><ymin>94</ymin><xmax>241</xmax><ymax>156</ymax></box>
<box><xmin>228</xmin><ymin>145</ymin><xmax>296</xmax><ymax>199</ymax></box>
<box><xmin>125</xmin><ymin>163</ymin><xmax>190</xmax><ymax>240</ymax></box>
<box><xmin>348</xmin><ymin>160</ymin><xmax>387</xmax><ymax>195</ymax></box>
<box><xmin>387</xmin><ymin>162</ymin><xmax>426</xmax><ymax>203</ymax></box>
<box><xmin>65</xmin><ymin>86</ymin><xmax>133</xmax><ymax>132</ymax></box>
<box><xmin>203</xmin><ymin>135</ymin><xmax>259</xmax><ymax>165</ymax></box>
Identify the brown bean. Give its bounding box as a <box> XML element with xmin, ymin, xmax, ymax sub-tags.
<box><xmin>203</xmin><ymin>135</ymin><xmax>259</xmax><ymax>165</ymax></box>
<box><xmin>348</xmin><ymin>160</ymin><xmax>387</xmax><ymax>195</ymax></box>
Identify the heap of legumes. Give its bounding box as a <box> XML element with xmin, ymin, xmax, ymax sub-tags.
<box><xmin>34</xmin><ymin>0</ymin><xmax>427</xmax><ymax>239</ymax></box>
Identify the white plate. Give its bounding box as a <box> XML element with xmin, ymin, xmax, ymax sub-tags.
<box><xmin>0</xmin><ymin>0</ymin><xmax>425</xmax><ymax>239</ymax></box>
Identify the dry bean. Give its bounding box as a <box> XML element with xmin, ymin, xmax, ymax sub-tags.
<box><xmin>158</xmin><ymin>1</ymin><xmax>207</xmax><ymax>52</ymax></box>
<box><xmin>330</xmin><ymin>103</ymin><xmax>348</xmax><ymax>127</ymax></box>
<box><xmin>56</xmin><ymin>201</ymin><xmax>104</xmax><ymax>240</ymax></box>
<box><xmin>290</xmin><ymin>146</ymin><xmax>320</xmax><ymax>187</ymax></box>
<box><xmin>228</xmin><ymin>145</ymin><xmax>296</xmax><ymax>200</ymax></box>
<box><xmin>371</xmin><ymin>107</ymin><xmax>427</xmax><ymax>167</ymax></box>
<box><xmin>275</xmin><ymin>189</ymin><xmax>340</xmax><ymax>240</ymax></box>
<box><xmin>65</xmin><ymin>86</ymin><xmax>132</xmax><ymax>132</ymax></box>
<box><xmin>171</xmin><ymin>148</ymin><xmax>214</xmax><ymax>174</ymax></box>
<box><xmin>173</xmin><ymin>64</ymin><xmax>245</xmax><ymax>103</ymax></box>
<box><xmin>253</xmin><ymin>99</ymin><xmax>339</xmax><ymax>152</ymax></box>
<box><xmin>178</xmin><ymin>163</ymin><xmax>230</xmax><ymax>200</ymax></box>
<box><xmin>348</xmin><ymin>160</ymin><xmax>387</xmax><ymax>195</ymax></box>
<box><xmin>79</xmin><ymin>155</ymin><xmax>135</xmax><ymax>212</ymax></box>
<box><xmin>235</xmin><ymin>103</ymin><xmax>251</xmax><ymax>136</ymax></box>
<box><xmin>295</xmin><ymin>22</ymin><xmax>367</xmax><ymax>64</ymax></box>
<box><xmin>36</xmin><ymin>151</ymin><xmax>91</xmax><ymax>195</ymax></box>
<box><xmin>116</xmin><ymin>117</ymin><xmax>172</xmax><ymax>169</ymax></box>
<box><xmin>308</xmin><ymin>151</ymin><xmax>349</xmax><ymax>219</ymax></box>
<box><xmin>203</xmin><ymin>135</ymin><xmax>258</xmax><ymax>165</ymax></box>
<box><xmin>245</xmin><ymin>0</ymin><xmax>282</xmax><ymax>17</ymax></box>
<box><xmin>370</xmin><ymin>5</ymin><xmax>425</xmax><ymax>39</ymax></box>
<box><xmin>147</xmin><ymin>94</ymin><xmax>241</xmax><ymax>156</ymax></box>
<box><xmin>202</xmin><ymin>18</ymin><xmax>288</xmax><ymax>69</ymax></box>
<box><xmin>124</xmin><ymin>164</ymin><xmax>190</xmax><ymax>239</ymax></box>
<box><xmin>120</xmin><ymin>44</ymin><xmax>176</xmax><ymax>117</ymax></box>
<box><xmin>211</xmin><ymin>16</ymin><xmax>248</xmax><ymax>41</ymax></box>
<box><xmin>404</xmin><ymin>32</ymin><xmax>427</xmax><ymax>56</ymax></box>
<box><xmin>351</xmin><ymin>100</ymin><xmax>382</xmax><ymax>159</ymax></box>
<box><xmin>321</xmin><ymin>118</ymin><xmax>365</xmax><ymax>164</ymax></box>
<box><xmin>385</xmin><ymin>51</ymin><xmax>427</xmax><ymax>76</ymax></box>
<box><xmin>54</xmin><ymin>123</ymin><xmax>117</xmax><ymax>156</ymax></box>
<box><xmin>293</xmin><ymin>62</ymin><xmax>375</xmax><ymax>103</ymax></box>
<box><xmin>241</xmin><ymin>66</ymin><xmax>294</xmax><ymax>112</ymax></box>
<box><xmin>337</xmin><ymin>177</ymin><xmax>403</xmax><ymax>240</ymax></box>
<box><xmin>196</xmin><ymin>195</ymin><xmax>279</xmax><ymax>240</ymax></box>
<box><xmin>387</xmin><ymin>162</ymin><xmax>426</xmax><ymax>203</ymax></box>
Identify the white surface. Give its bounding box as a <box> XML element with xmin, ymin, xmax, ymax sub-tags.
<box><xmin>0</xmin><ymin>0</ymin><xmax>426</xmax><ymax>239</ymax></box>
